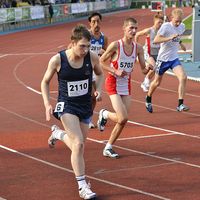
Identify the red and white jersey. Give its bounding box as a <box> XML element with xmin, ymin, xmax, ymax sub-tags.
<box><xmin>105</xmin><ymin>39</ymin><xmax>137</xmax><ymax>95</ymax></box>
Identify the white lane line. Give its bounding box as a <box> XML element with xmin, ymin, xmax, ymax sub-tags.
<box><xmin>0</xmin><ymin>197</ymin><xmax>7</xmax><ymax>200</ymax></box>
<box><xmin>88</xmin><ymin>138</ymin><xmax>200</xmax><ymax>169</ymax></box>
<box><xmin>107</xmin><ymin>133</ymin><xmax>177</xmax><ymax>142</ymax></box>
<box><xmin>94</xmin><ymin>162</ymin><xmax>176</xmax><ymax>175</ymax></box>
<box><xmin>0</xmin><ymin>145</ymin><xmax>170</xmax><ymax>200</ymax></box>
<box><xmin>27</xmin><ymin>86</ymin><xmax>41</xmax><ymax>95</ymax></box>
<box><xmin>127</xmin><ymin>120</ymin><xmax>200</xmax><ymax>139</ymax></box>
<box><xmin>0</xmin><ymin>54</ymin><xmax>8</xmax><ymax>58</ymax></box>
<box><xmin>1</xmin><ymin>103</ymin><xmax>199</xmax><ymax>169</ymax></box>
<box><xmin>131</xmin><ymin>79</ymin><xmax>200</xmax><ymax>98</ymax></box>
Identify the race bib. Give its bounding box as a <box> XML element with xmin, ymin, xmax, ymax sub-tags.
<box><xmin>54</xmin><ymin>102</ymin><xmax>65</xmax><ymax>112</ymax></box>
<box><xmin>90</xmin><ymin>44</ymin><xmax>102</xmax><ymax>54</ymax></box>
<box><xmin>67</xmin><ymin>79</ymin><xmax>89</xmax><ymax>97</ymax></box>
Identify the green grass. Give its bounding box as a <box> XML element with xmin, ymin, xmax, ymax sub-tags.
<box><xmin>183</xmin><ymin>15</ymin><xmax>192</xmax><ymax>30</ymax></box>
<box><xmin>182</xmin><ymin>15</ymin><xmax>192</xmax><ymax>43</ymax></box>
<box><xmin>182</xmin><ymin>38</ymin><xmax>191</xmax><ymax>43</ymax></box>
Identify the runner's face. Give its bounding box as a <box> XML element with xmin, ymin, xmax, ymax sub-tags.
<box><xmin>154</xmin><ymin>18</ymin><xmax>163</xmax><ymax>30</ymax></box>
<box><xmin>74</xmin><ymin>38</ymin><xmax>90</xmax><ymax>57</ymax></box>
<box><xmin>172</xmin><ymin>15</ymin><xmax>182</xmax><ymax>27</ymax></box>
<box><xmin>124</xmin><ymin>22</ymin><xmax>138</xmax><ymax>39</ymax></box>
<box><xmin>90</xmin><ymin>15</ymin><xmax>101</xmax><ymax>33</ymax></box>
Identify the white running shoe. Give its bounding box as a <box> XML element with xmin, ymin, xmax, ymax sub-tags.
<box><xmin>97</xmin><ymin>109</ymin><xmax>107</xmax><ymax>131</ymax></box>
<box><xmin>141</xmin><ymin>82</ymin><xmax>149</xmax><ymax>92</ymax></box>
<box><xmin>48</xmin><ymin>125</ymin><xmax>59</xmax><ymax>148</ymax></box>
<box><xmin>79</xmin><ymin>183</ymin><xmax>96</xmax><ymax>199</ymax></box>
<box><xmin>176</xmin><ymin>104</ymin><xmax>190</xmax><ymax>112</ymax></box>
<box><xmin>89</xmin><ymin>122</ymin><xmax>95</xmax><ymax>129</ymax></box>
<box><xmin>103</xmin><ymin>148</ymin><xmax>119</xmax><ymax>159</ymax></box>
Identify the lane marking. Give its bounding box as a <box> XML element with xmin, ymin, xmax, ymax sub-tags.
<box><xmin>105</xmin><ymin>133</ymin><xmax>177</xmax><ymax>142</ymax></box>
<box><xmin>1</xmin><ymin>104</ymin><xmax>199</xmax><ymax>169</ymax></box>
<box><xmin>0</xmin><ymin>144</ymin><xmax>170</xmax><ymax>200</ymax></box>
<box><xmin>94</xmin><ymin>162</ymin><xmax>176</xmax><ymax>175</ymax></box>
<box><xmin>88</xmin><ymin>138</ymin><xmax>200</xmax><ymax>169</ymax></box>
<box><xmin>131</xmin><ymin>79</ymin><xmax>200</xmax><ymax>98</ymax></box>
<box><xmin>0</xmin><ymin>54</ymin><xmax>8</xmax><ymax>58</ymax></box>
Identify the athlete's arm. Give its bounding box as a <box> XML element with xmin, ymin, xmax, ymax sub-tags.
<box><xmin>100</xmin><ymin>41</ymin><xmax>127</xmax><ymax>77</ymax></box>
<box><xmin>179</xmin><ymin>40</ymin><xmax>186</xmax><ymax>51</ymax></box>
<box><xmin>137</xmin><ymin>43</ymin><xmax>153</xmax><ymax>74</ymax></box>
<box><xmin>154</xmin><ymin>33</ymin><xmax>179</xmax><ymax>44</ymax></box>
<box><xmin>91</xmin><ymin>51</ymin><xmax>104</xmax><ymax>101</ymax></box>
<box><xmin>135</xmin><ymin>27</ymin><xmax>150</xmax><ymax>42</ymax></box>
<box><xmin>41</xmin><ymin>54</ymin><xmax>60</xmax><ymax>121</ymax></box>
<box><xmin>103</xmin><ymin>35</ymin><xmax>108</xmax><ymax>50</ymax></box>
<box><xmin>100</xmin><ymin>41</ymin><xmax>117</xmax><ymax>73</ymax></box>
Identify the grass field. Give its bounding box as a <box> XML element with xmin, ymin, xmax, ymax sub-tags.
<box><xmin>182</xmin><ymin>15</ymin><xmax>192</xmax><ymax>43</ymax></box>
<box><xmin>183</xmin><ymin>15</ymin><xmax>192</xmax><ymax>29</ymax></box>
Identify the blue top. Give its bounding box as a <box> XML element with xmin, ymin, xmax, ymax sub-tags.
<box><xmin>90</xmin><ymin>32</ymin><xmax>105</xmax><ymax>55</ymax></box>
<box><xmin>57</xmin><ymin>50</ymin><xmax>93</xmax><ymax>104</ymax></box>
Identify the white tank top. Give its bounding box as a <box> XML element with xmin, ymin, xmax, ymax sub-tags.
<box><xmin>110</xmin><ymin>39</ymin><xmax>137</xmax><ymax>95</ymax></box>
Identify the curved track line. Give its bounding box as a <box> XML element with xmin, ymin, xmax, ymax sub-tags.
<box><xmin>0</xmin><ymin>105</ymin><xmax>200</xmax><ymax>169</ymax></box>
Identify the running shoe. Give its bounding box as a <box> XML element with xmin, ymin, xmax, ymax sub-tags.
<box><xmin>89</xmin><ymin>122</ymin><xmax>95</xmax><ymax>129</ymax></box>
<box><xmin>48</xmin><ymin>125</ymin><xmax>59</xmax><ymax>148</ymax></box>
<box><xmin>103</xmin><ymin>148</ymin><xmax>119</xmax><ymax>159</ymax></box>
<box><xmin>79</xmin><ymin>183</ymin><xmax>96</xmax><ymax>199</ymax></box>
<box><xmin>176</xmin><ymin>104</ymin><xmax>190</xmax><ymax>112</ymax></box>
<box><xmin>141</xmin><ymin>82</ymin><xmax>149</xmax><ymax>92</ymax></box>
<box><xmin>145</xmin><ymin>102</ymin><xmax>153</xmax><ymax>113</ymax></box>
<box><xmin>97</xmin><ymin>109</ymin><xmax>107</xmax><ymax>131</ymax></box>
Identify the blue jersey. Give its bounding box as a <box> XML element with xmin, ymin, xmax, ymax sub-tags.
<box><xmin>90</xmin><ymin>32</ymin><xmax>105</xmax><ymax>55</ymax></box>
<box><xmin>57</xmin><ymin>50</ymin><xmax>93</xmax><ymax>104</ymax></box>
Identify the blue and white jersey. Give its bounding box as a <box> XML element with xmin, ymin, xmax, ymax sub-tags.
<box><xmin>157</xmin><ymin>22</ymin><xmax>185</xmax><ymax>62</ymax></box>
<box><xmin>90</xmin><ymin>32</ymin><xmax>105</xmax><ymax>55</ymax></box>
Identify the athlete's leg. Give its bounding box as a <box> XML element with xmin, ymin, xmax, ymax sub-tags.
<box><xmin>172</xmin><ymin>65</ymin><xmax>187</xmax><ymax>99</ymax></box>
<box><xmin>61</xmin><ymin>113</ymin><xmax>86</xmax><ymax>176</ymax></box>
<box><xmin>141</xmin><ymin>56</ymin><xmax>156</xmax><ymax>92</ymax></box>
<box><xmin>89</xmin><ymin>81</ymin><xmax>96</xmax><ymax>128</ymax></box>
<box><xmin>147</xmin><ymin>73</ymin><xmax>163</xmax><ymax>97</ymax></box>
<box><xmin>107</xmin><ymin>94</ymin><xmax>131</xmax><ymax>145</ymax></box>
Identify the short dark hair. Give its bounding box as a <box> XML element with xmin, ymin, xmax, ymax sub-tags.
<box><xmin>154</xmin><ymin>13</ymin><xmax>164</xmax><ymax>21</ymax></box>
<box><xmin>88</xmin><ymin>12</ymin><xmax>102</xmax><ymax>22</ymax></box>
<box><xmin>71</xmin><ymin>24</ymin><xmax>91</xmax><ymax>42</ymax></box>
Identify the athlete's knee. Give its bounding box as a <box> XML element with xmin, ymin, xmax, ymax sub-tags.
<box><xmin>72</xmin><ymin>140</ymin><xmax>84</xmax><ymax>153</ymax></box>
<box><xmin>154</xmin><ymin>79</ymin><xmax>161</xmax><ymax>87</ymax></box>
<box><xmin>117</xmin><ymin>116</ymin><xmax>128</xmax><ymax>125</ymax></box>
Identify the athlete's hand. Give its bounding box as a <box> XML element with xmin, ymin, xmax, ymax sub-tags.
<box><xmin>94</xmin><ymin>91</ymin><xmax>102</xmax><ymax>102</ymax></box>
<box><xmin>45</xmin><ymin>103</ymin><xmax>53</xmax><ymax>121</ymax></box>
<box><xmin>148</xmin><ymin>64</ymin><xmax>154</xmax><ymax>70</ymax></box>
<box><xmin>170</xmin><ymin>34</ymin><xmax>179</xmax><ymax>40</ymax></box>
<box><xmin>115</xmin><ymin>69</ymin><xmax>127</xmax><ymax>77</ymax></box>
<box><xmin>98</xmin><ymin>49</ymin><xmax>105</xmax><ymax>57</ymax></box>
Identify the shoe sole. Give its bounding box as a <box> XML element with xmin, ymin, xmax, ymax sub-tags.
<box><xmin>145</xmin><ymin>104</ymin><xmax>153</xmax><ymax>113</ymax></box>
<box><xmin>103</xmin><ymin>153</ymin><xmax>120</xmax><ymax>159</ymax></box>
<box><xmin>48</xmin><ymin>136</ymin><xmax>56</xmax><ymax>148</ymax></box>
<box><xmin>79</xmin><ymin>194</ymin><xmax>97</xmax><ymax>199</ymax></box>
<box><xmin>177</xmin><ymin>108</ymin><xmax>190</xmax><ymax>112</ymax></box>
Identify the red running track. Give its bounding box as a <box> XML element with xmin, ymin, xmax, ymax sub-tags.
<box><xmin>1</xmin><ymin>7</ymin><xmax>200</xmax><ymax>200</ymax></box>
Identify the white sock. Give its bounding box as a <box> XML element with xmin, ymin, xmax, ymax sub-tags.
<box><xmin>76</xmin><ymin>175</ymin><xmax>87</xmax><ymax>189</ymax></box>
<box><xmin>144</xmin><ymin>77</ymin><xmax>150</xmax><ymax>84</ymax></box>
<box><xmin>102</xmin><ymin>110</ymin><xmax>109</xmax><ymax>119</ymax></box>
<box><xmin>53</xmin><ymin>129</ymin><xmax>65</xmax><ymax>141</ymax></box>
<box><xmin>105</xmin><ymin>143</ymin><xmax>112</xmax><ymax>150</ymax></box>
